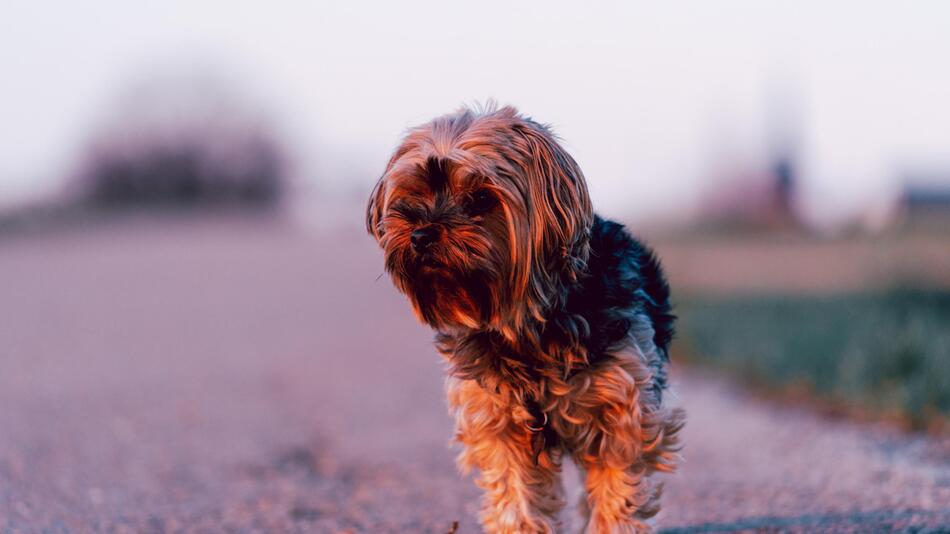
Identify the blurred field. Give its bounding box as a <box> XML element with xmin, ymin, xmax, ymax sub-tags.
<box><xmin>651</xmin><ymin>231</ymin><xmax>950</xmax><ymax>433</ymax></box>
<box><xmin>655</xmin><ymin>232</ymin><xmax>950</xmax><ymax>296</ymax></box>
<box><xmin>677</xmin><ymin>290</ymin><xmax>950</xmax><ymax>431</ymax></box>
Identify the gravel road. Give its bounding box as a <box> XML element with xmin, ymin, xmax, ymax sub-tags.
<box><xmin>0</xmin><ymin>217</ymin><xmax>947</xmax><ymax>533</ymax></box>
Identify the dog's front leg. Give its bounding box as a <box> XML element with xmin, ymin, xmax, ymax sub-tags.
<box><xmin>448</xmin><ymin>378</ymin><xmax>564</xmax><ymax>534</ymax></box>
<box><xmin>579</xmin><ymin>460</ymin><xmax>657</xmax><ymax>534</ymax></box>
<box><xmin>560</xmin><ymin>360</ymin><xmax>670</xmax><ymax>534</ymax></box>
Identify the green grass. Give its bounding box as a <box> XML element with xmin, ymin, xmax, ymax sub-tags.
<box><xmin>676</xmin><ymin>289</ymin><xmax>950</xmax><ymax>430</ymax></box>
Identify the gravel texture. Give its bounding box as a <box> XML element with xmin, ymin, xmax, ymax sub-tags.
<box><xmin>0</xmin><ymin>217</ymin><xmax>947</xmax><ymax>533</ymax></box>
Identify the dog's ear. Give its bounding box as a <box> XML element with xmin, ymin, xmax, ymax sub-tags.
<box><xmin>513</xmin><ymin>118</ymin><xmax>593</xmax><ymax>279</ymax></box>
<box><xmin>366</xmin><ymin>144</ymin><xmax>414</xmax><ymax>241</ymax></box>
<box><xmin>365</xmin><ymin>176</ymin><xmax>386</xmax><ymax>241</ymax></box>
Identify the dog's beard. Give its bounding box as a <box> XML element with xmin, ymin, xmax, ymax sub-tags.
<box><xmin>382</xmin><ymin>227</ymin><xmax>507</xmax><ymax>330</ymax></box>
<box><xmin>404</xmin><ymin>267</ymin><xmax>494</xmax><ymax>329</ymax></box>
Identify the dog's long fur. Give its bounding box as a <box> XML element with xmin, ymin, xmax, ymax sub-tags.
<box><xmin>367</xmin><ymin>105</ymin><xmax>684</xmax><ymax>533</ymax></box>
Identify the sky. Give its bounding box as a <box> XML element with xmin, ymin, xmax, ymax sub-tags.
<box><xmin>2</xmin><ymin>1</ymin><xmax>949</xmax><ymax>226</ymax></box>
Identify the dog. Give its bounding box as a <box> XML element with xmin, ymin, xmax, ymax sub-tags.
<box><xmin>366</xmin><ymin>105</ymin><xmax>684</xmax><ymax>533</ymax></box>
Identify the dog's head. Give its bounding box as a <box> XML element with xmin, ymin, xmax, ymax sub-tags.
<box><xmin>367</xmin><ymin>106</ymin><xmax>593</xmax><ymax>334</ymax></box>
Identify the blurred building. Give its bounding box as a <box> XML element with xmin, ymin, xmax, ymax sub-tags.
<box><xmin>694</xmin><ymin>84</ymin><xmax>805</xmax><ymax>233</ymax></box>
<box><xmin>896</xmin><ymin>174</ymin><xmax>950</xmax><ymax>232</ymax></box>
<box><xmin>698</xmin><ymin>159</ymin><xmax>799</xmax><ymax>231</ymax></box>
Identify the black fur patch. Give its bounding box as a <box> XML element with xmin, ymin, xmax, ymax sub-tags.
<box><xmin>559</xmin><ymin>215</ymin><xmax>675</xmax><ymax>388</ymax></box>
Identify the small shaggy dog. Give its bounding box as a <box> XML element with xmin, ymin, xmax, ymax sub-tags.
<box><xmin>367</xmin><ymin>105</ymin><xmax>684</xmax><ymax>533</ymax></box>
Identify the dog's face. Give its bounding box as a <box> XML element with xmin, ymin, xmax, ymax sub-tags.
<box><xmin>367</xmin><ymin>106</ymin><xmax>593</xmax><ymax>334</ymax></box>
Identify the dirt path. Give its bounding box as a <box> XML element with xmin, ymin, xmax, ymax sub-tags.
<box><xmin>0</xmin><ymin>218</ymin><xmax>947</xmax><ymax>533</ymax></box>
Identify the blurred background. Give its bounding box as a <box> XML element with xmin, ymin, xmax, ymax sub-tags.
<box><xmin>1</xmin><ymin>1</ymin><xmax>948</xmax><ymax>532</ymax></box>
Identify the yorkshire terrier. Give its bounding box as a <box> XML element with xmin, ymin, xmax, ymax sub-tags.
<box><xmin>367</xmin><ymin>105</ymin><xmax>684</xmax><ymax>533</ymax></box>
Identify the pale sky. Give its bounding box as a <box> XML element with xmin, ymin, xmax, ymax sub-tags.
<box><xmin>2</xmin><ymin>1</ymin><xmax>949</xmax><ymax>225</ymax></box>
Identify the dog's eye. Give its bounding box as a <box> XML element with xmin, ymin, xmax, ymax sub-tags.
<box><xmin>465</xmin><ymin>189</ymin><xmax>496</xmax><ymax>216</ymax></box>
<box><xmin>390</xmin><ymin>200</ymin><xmax>425</xmax><ymax>223</ymax></box>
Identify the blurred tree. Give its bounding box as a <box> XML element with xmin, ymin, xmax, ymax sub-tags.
<box><xmin>73</xmin><ymin>70</ymin><xmax>289</xmax><ymax>210</ymax></box>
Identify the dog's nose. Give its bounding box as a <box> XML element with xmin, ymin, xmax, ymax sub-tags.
<box><xmin>411</xmin><ymin>226</ymin><xmax>440</xmax><ymax>252</ymax></box>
